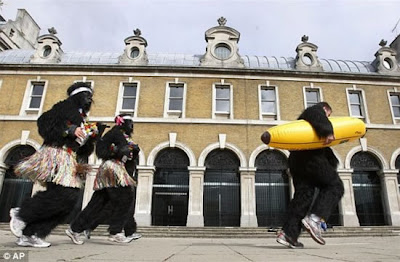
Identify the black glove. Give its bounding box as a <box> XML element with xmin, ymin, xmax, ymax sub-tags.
<box><xmin>96</xmin><ymin>122</ymin><xmax>108</xmax><ymax>139</ymax></box>
<box><xmin>118</xmin><ymin>145</ymin><xmax>132</xmax><ymax>162</ymax></box>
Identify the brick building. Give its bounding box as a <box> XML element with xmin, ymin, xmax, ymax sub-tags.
<box><xmin>0</xmin><ymin>13</ymin><xmax>400</xmax><ymax>228</ymax></box>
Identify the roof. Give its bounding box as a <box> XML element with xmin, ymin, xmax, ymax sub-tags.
<box><xmin>0</xmin><ymin>49</ymin><xmax>377</xmax><ymax>74</ymax></box>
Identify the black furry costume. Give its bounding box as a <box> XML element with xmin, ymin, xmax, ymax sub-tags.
<box><xmin>69</xmin><ymin>115</ymin><xmax>139</xmax><ymax>236</ymax></box>
<box><xmin>282</xmin><ymin>102</ymin><xmax>344</xmax><ymax>243</ymax></box>
<box><xmin>14</xmin><ymin>82</ymin><xmax>104</xmax><ymax>239</ymax></box>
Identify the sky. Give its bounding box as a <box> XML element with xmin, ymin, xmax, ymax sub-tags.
<box><xmin>1</xmin><ymin>0</ymin><xmax>400</xmax><ymax>62</ymax></box>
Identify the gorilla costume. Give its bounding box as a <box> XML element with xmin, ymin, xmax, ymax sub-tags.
<box><xmin>66</xmin><ymin>114</ymin><xmax>139</xmax><ymax>244</ymax></box>
<box><xmin>267</xmin><ymin>102</ymin><xmax>344</xmax><ymax>248</ymax></box>
<box><xmin>10</xmin><ymin>82</ymin><xmax>104</xmax><ymax>247</ymax></box>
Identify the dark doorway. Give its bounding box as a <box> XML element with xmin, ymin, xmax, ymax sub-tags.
<box><xmin>255</xmin><ymin>150</ymin><xmax>289</xmax><ymax>227</ymax></box>
<box><xmin>0</xmin><ymin>145</ymin><xmax>36</xmax><ymax>222</ymax></box>
<box><xmin>152</xmin><ymin>148</ymin><xmax>189</xmax><ymax>226</ymax></box>
<box><xmin>351</xmin><ymin>152</ymin><xmax>385</xmax><ymax>226</ymax></box>
<box><xmin>204</xmin><ymin>149</ymin><xmax>240</xmax><ymax>227</ymax></box>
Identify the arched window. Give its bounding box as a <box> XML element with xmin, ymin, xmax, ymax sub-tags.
<box><xmin>255</xmin><ymin>150</ymin><xmax>289</xmax><ymax>227</ymax></box>
<box><xmin>152</xmin><ymin>148</ymin><xmax>189</xmax><ymax>226</ymax></box>
<box><xmin>351</xmin><ymin>152</ymin><xmax>385</xmax><ymax>225</ymax></box>
<box><xmin>204</xmin><ymin>149</ymin><xmax>240</xmax><ymax>226</ymax></box>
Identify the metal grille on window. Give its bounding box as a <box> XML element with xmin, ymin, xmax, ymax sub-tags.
<box><xmin>204</xmin><ymin>149</ymin><xmax>240</xmax><ymax>227</ymax></box>
<box><xmin>351</xmin><ymin>152</ymin><xmax>385</xmax><ymax>226</ymax></box>
<box><xmin>0</xmin><ymin>145</ymin><xmax>35</xmax><ymax>222</ymax></box>
<box><xmin>152</xmin><ymin>148</ymin><xmax>189</xmax><ymax>226</ymax></box>
<box><xmin>255</xmin><ymin>150</ymin><xmax>289</xmax><ymax>227</ymax></box>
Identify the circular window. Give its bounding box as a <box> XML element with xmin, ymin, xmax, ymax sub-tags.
<box><xmin>214</xmin><ymin>44</ymin><xmax>231</xmax><ymax>60</ymax></box>
<box><xmin>130</xmin><ymin>47</ymin><xmax>140</xmax><ymax>59</ymax></box>
<box><xmin>383</xmin><ymin>58</ymin><xmax>393</xmax><ymax>70</ymax></box>
<box><xmin>43</xmin><ymin>45</ymin><xmax>52</xmax><ymax>57</ymax></box>
<box><xmin>302</xmin><ymin>53</ymin><xmax>313</xmax><ymax>65</ymax></box>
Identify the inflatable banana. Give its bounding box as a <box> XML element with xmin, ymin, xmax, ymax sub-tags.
<box><xmin>261</xmin><ymin>117</ymin><xmax>366</xmax><ymax>150</ymax></box>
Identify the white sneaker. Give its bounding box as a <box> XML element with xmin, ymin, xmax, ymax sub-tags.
<box><xmin>65</xmin><ymin>228</ymin><xmax>84</xmax><ymax>245</ymax></box>
<box><xmin>9</xmin><ymin>207</ymin><xmax>26</xmax><ymax>237</ymax></box>
<box><xmin>124</xmin><ymin>233</ymin><xmax>142</xmax><ymax>243</ymax></box>
<box><xmin>83</xmin><ymin>230</ymin><xmax>91</xmax><ymax>240</ymax></box>
<box><xmin>108</xmin><ymin>233</ymin><xmax>128</xmax><ymax>243</ymax></box>
<box><xmin>16</xmin><ymin>235</ymin><xmax>51</xmax><ymax>248</ymax></box>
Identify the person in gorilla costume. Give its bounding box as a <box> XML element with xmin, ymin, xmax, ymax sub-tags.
<box><xmin>262</xmin><ymin>102</ymin><xmax>344</xmax><ymax>248</ymax></box>
<box><xmin>66</xmin><ymin>114</ymin><xmax>139</xmax><ymax>244</ymax></box>
<box><xmin>83</xmin><ymin>154</ymin><xmax>141</xmax><ymax>243</ymax></box>
<box><xmin>10</xmin><ymin>82</ymin><xmax>105</xmax><ymax>248</ymax></box>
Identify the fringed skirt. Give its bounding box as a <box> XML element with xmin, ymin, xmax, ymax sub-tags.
<box><xmin>14</xmin><ymin>145</ymin><xmax>84</xmax><ymax>188</ymax></box>
<box><xmin>93</xmin><ymin>159</ymin><xmax>135</xmax><ymax>190</ymax></box>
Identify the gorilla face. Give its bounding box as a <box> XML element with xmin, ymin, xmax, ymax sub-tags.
<box><xmin>75</xmin><ymin>91</ymin><xmax>93</xmax><ymax>113</ymax></box>
<box><xmin>123</xmin><ymin>119</ymin><xmax>134</xmax><ymax>136</ymax></box>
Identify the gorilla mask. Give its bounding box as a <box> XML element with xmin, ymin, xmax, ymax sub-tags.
<box><xmin>67</xmin><ymin>82</ymin><xmax>93</xmax><ymax>114</ymax></box>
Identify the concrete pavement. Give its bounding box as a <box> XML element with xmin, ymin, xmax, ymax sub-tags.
<box><xmin>0</xmin><ymin>229</ymin><xmax>399</xmax><ymax>262</ymax></box>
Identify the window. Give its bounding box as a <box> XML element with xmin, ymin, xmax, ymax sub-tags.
<box><xmin>389</xmin><ymin>92</ymin><xmax>400</xmax><ymax>124</ymax></box>
<box><xmin>304</xmin><ymin>88</ymin><xmax>321</xmax><ymax>108</ymax></box>
<box><xmin>213</xmin><ymin>84</ymin><xmax>232</xmax><ymax>119</ymax></box>
<box><xmin>43</xmin><ymin>46</ymin><xmax>51</xmax><ymax>57</ymax></box>
<box><xmin>121</xmin><ymin>83</ymin><xmax>138</xmax><ymax>112</ymax></box>
<box><xmin>259</xmin><ymin>86</ymin><xmax>278</xmax><ymax>120</ymax></box>
<box><xmin>348</xmin><ymin>91</ymin><xmax>364</xmax><ymax>118</ymax></box>
<box><xmin>214</xmin><ymin>44</ymin><xmax>231</xmax><ymax>60</ymax></box>
<box><xmin>20</xmin><ymin>80</ymin><xmax>48</xmax><ymax>116</ymax></box>
<box><xmin>164</xmin><ymin>82</ymin><xmax>186</xmax><ymax>118</ymax></box>
<box><xmin>130</xmin><ymin>47</ymin><xmax>140</xmax><ymax>59</ymax></box>
<box><xmin>28</xmin><ymin>82</ymin><xmax>44</xmax><ymax>109</ymax></box>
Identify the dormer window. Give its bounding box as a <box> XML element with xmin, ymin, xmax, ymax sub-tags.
<box><xmin>130</xmin><ymin>47</ymin><xmax>140</xmax><ymax>59</ymax></box>
<box><xmin>383</xmin><ymin>58</ymin><xmax>393</xmax><ymax>70</ymax></box>
<box><xmin>302</xmin><ymin>53</ymin><xmax>313</xmax><ymax>65</ymax></box>
<box><xmin>43</xmin><ymin>45</ymin><xmax>52</xmax><ymax>57</ymax></box>
<box><xmin>215</xmin><ymin>44</ymin><xmax>231</xmax><ymax>60</ymax></box>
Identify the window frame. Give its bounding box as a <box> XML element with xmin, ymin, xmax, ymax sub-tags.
<box><xmin>163</xmin><ymin>81</ymin><xmax>186</xmax><ymax>118</ymax></box>
<box><xmin>346</xmin><ymin>87</ymin><xmax>369</xmax><ymax>123</ymax></box>
<box><xmin>212</xmin><ymin>83</ymin><xmax>233</xmax><ymax>119</ymax></box>
<box><xmin>19</xmin><ymin>79</ymin><xmax>48</xmax><ymax>116</ymax></box>
<box><xmin>116</xmin><ymin>80</ymin><xmax>140</xmax><ymax>117</ymax></box>
<box><xmin>303</xmin><ymin>86</ymin><xmax>322</xmax><ymax>109</ymax></box>
<box><xmin>388</xmin><ymin>90</ymin><xmax>400</xmax><ymax>124</ymax></box>
<box><xmin>258</xmin><ymin>84</ymin><xmax>280</xmax><ymax>120</ymax></box>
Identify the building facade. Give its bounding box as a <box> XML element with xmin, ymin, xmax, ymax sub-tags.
<box><xmin>0</xmin><ymin>15</ymin><xmax>400</xmax><ymax>228</ymax></box>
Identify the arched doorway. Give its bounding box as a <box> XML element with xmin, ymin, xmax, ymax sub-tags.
<box><xmin>0</xmin><ymin>145</ymin><xmax>35</xmax><ymax>222</ymax></box>
<box><xmin>255</xmin><ymin>149</ymin><xmax>289</xmax><ymax>227</ymax></box>
<box><xmin>351</xmin><ymin>151</ymin><xmax>385</xmax><ymax>225</ymax></box>
<box><xmin>151</xmin><ymin>148</ymin><xmax>189</xmax><ymax>226</ymax></box>
<box><xmin>204</xmin><ymin>149</ymin><xmax>240</xmax><ymax>227</ymax></box>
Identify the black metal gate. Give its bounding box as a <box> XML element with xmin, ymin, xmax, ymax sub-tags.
<box><xmin>255</xmin><ymin>150</ymin><xmax>289</xmax><ymax>227</ymax></box>
<box><xmin>0</xmin><ymin>145</ymin><xmax>35</xmax><ymax>222</ymax></box>
<box><xmin>204</xmin><ymin>149</ymin><xmax>240</xmax><ymax>227</ymax></box>
<box><xmin>152</xmin><ymin>148</ymin><xmax>189</xmax><ymax>226</ymax></box>
<box><xmin>351</xmin><ymin>152</ymin><xmax>385</xmax><ymax>226</ymax></box>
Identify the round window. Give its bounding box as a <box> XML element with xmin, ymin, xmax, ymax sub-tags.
<box><xmin>214</xmin><ymin>44</ymin><xmax>231</xmax><ymax>60</ymax></box>
<box><xmin>383</xmin><ymin>57</ymin><xmax>393</xmax><ymax>70</ymax></box>
<box><xmin>43</xmin><ymin>45</ymin><xmax>52</xmax><ymax>57</ymax></box>
<box><xmin>130</xmin><ymin>47</ymin><xmax>140</xmax><ymax>59</ymax></box>
<box><xmin>302</xmin><ymin>53</ymin><xmax>313</xmax><ymax>65</ymax></box>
